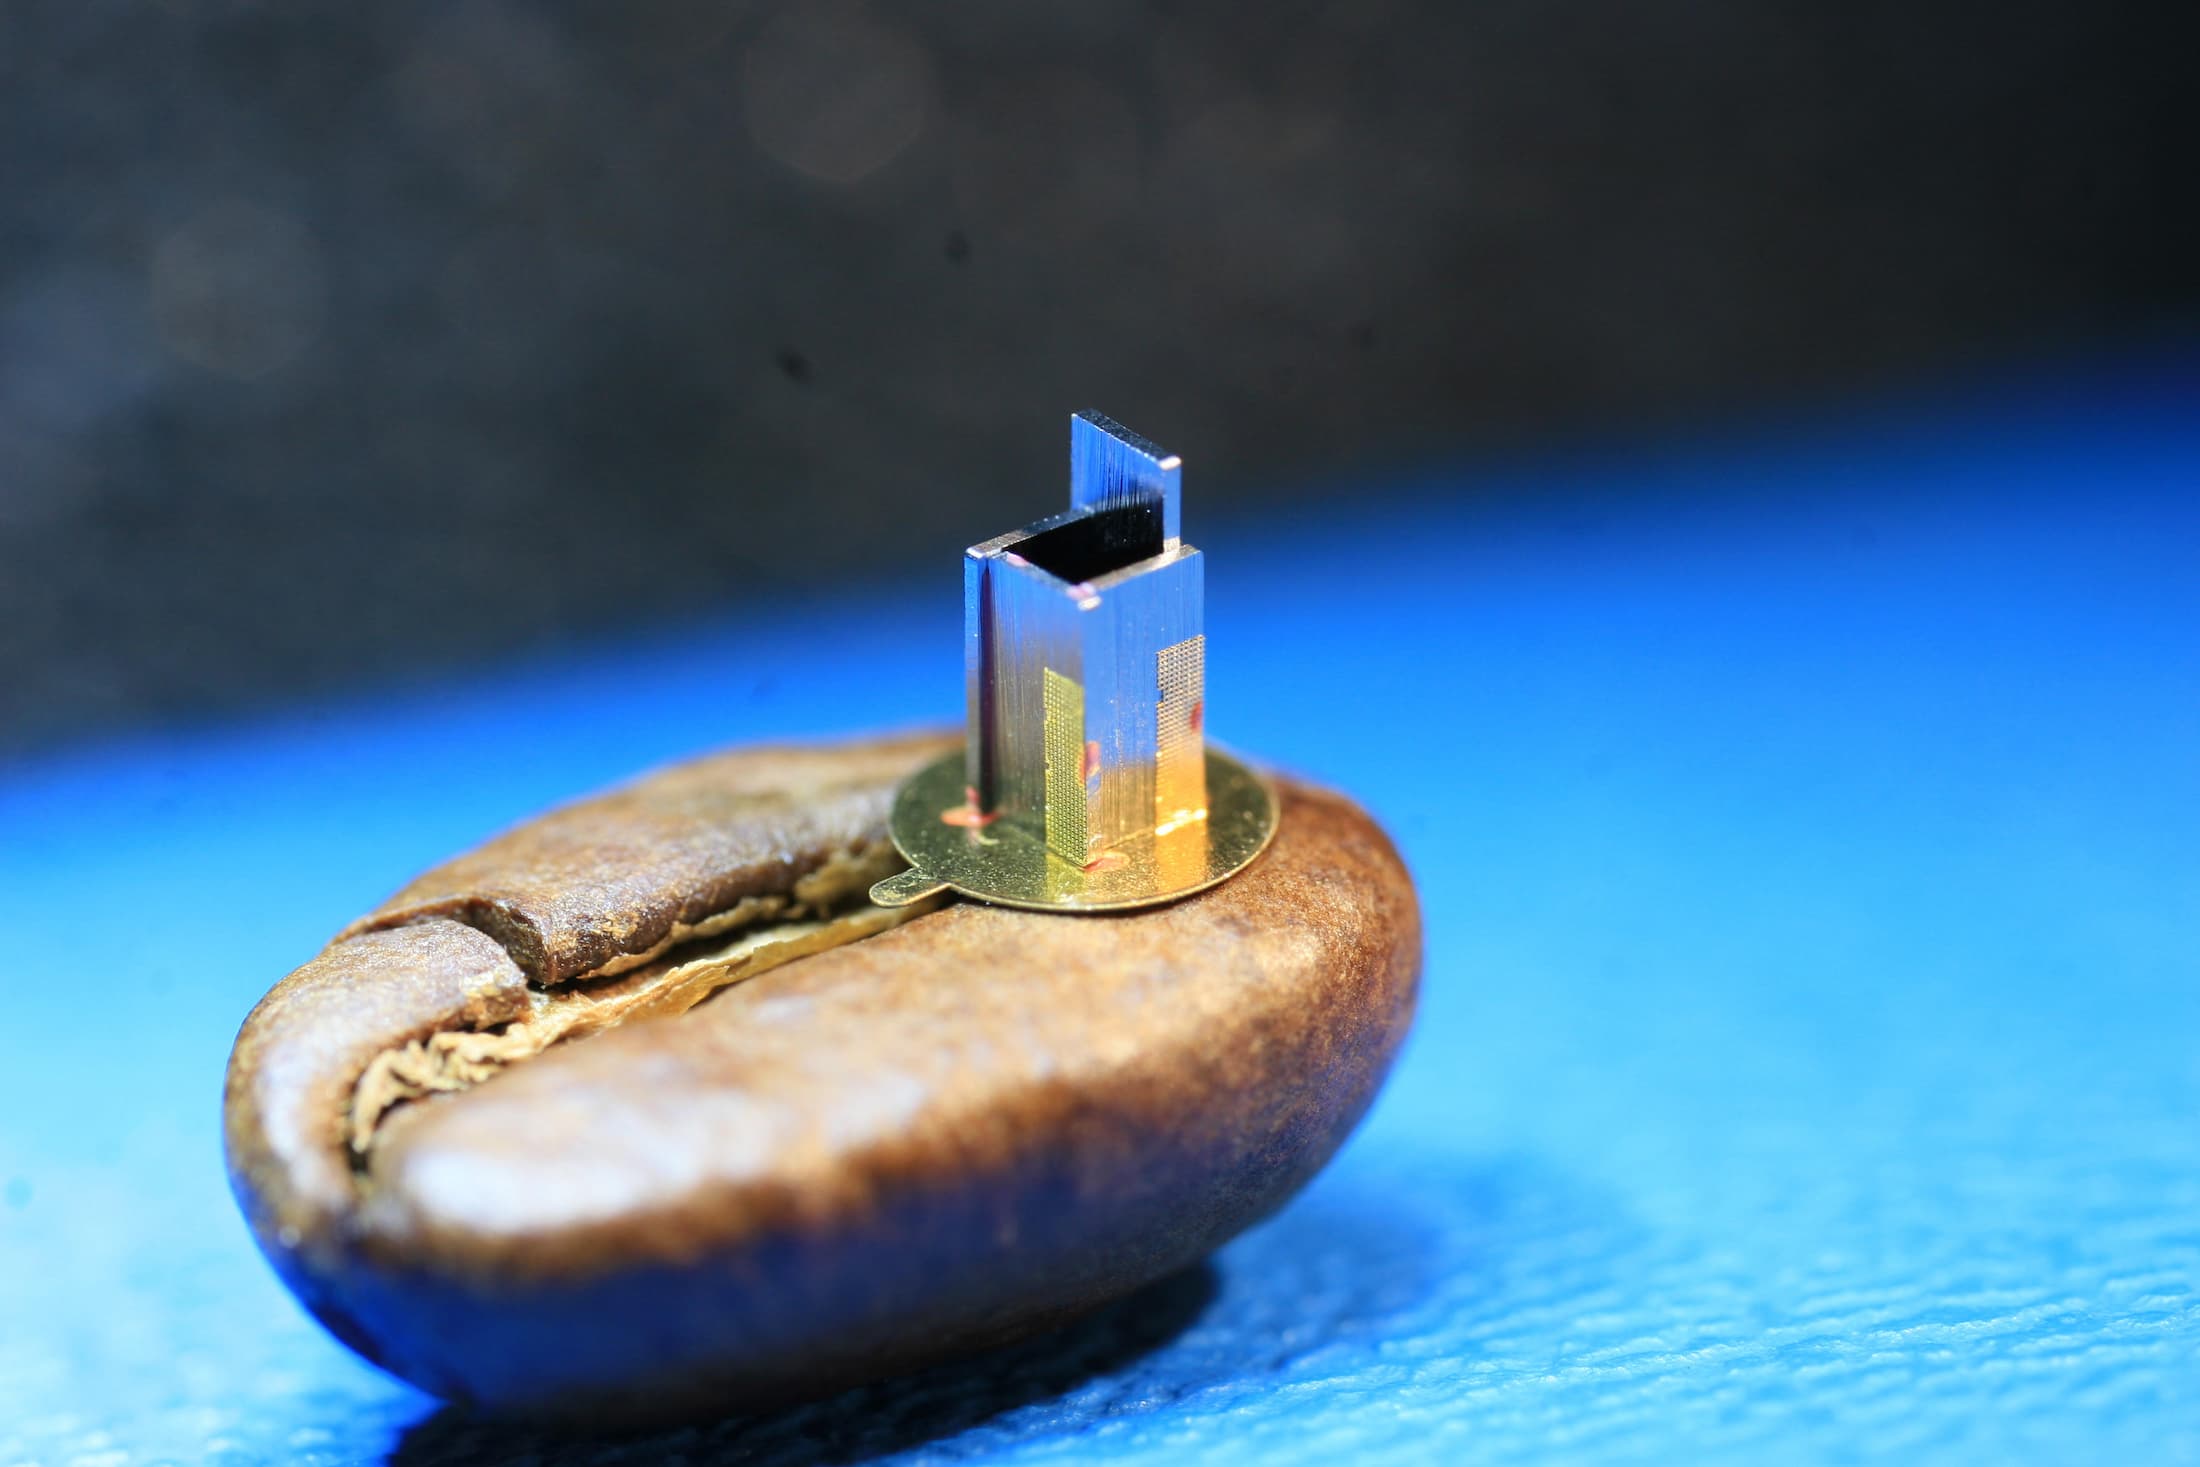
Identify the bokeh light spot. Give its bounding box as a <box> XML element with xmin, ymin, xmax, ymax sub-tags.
<box><xmin>742</xmin><ymin>0</ymin><xmax>932</xmax><ymax>186</ymax></box>
<box><xmin>149</xmin><ymin>201</ymin><xmax>326</xmax><ymax>380</ymax></box>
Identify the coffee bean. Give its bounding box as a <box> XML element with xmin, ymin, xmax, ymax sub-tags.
<box><xmin>224</xmin><ymin>733</ymin><xmax>1420</xmax><ymax>1423</ymax></box>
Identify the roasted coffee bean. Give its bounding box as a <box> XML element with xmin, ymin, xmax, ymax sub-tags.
<box><xmin>224</xmin><ymin>733</ymin><xmax>1420</xmax><ymax>1424</ymax></box>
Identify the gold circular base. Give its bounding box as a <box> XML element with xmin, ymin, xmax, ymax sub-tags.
<box><xmin>876</xmin><ymin>750</ymin><xmax>1279</xmax><ymax>913</ymax></box>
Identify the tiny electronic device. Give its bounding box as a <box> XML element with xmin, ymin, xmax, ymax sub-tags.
<box><xmin>871</xmin><ymin>413</ymin><xmax>1278</xmax><ymax>913</ymax></box>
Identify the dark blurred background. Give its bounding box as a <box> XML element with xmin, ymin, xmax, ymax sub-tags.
<box><xmin>4</xmin><ymin>0</ymin><xmax>2195</xmax><ymax>754</ymax></box>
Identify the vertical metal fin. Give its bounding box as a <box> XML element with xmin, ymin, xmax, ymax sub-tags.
<box><xmin>1071</xmin><ymin>412</ymin><xmax>1182</xmax><ymax>547</ymax></box>
<box><xmin>963</xmin><ymin>548</ymin><xmax>995</xmax><ymax>806</ymax></box>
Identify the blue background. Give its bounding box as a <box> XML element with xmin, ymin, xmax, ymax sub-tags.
<box><xmin>4</xmin><ymin>353</ymin><xmax>2198</xmax><ymax>1464</ymax></box>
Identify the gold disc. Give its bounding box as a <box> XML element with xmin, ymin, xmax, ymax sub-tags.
<box><xmin>874</xmin><ymin>749</ymin><xmax>1279</xmax><ymax>913</ymax></box>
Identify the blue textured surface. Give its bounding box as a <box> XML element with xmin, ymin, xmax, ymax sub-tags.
<box><xmin>5</xmin><ymin>357</ymin><xmax>2199</xmax><ymax>1465</ymax></box>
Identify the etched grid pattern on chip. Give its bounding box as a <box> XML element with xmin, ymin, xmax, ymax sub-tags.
<box><xmin>1155</xmin><ymin>634</ymin><xmax>1206</xmax><ymax>834</ymax></box>
<box><xmin>1042</xmin><ymin>667</ymin><xmax>1088</xmax><ymax>862</ymax></box>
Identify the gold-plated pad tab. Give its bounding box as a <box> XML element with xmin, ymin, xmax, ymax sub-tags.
<box><xmin>868</xmin><ymin>867</ymin><xmax>952</xmax><ymax>908</ymax></box>
<box><xmin>874</xmin><ymin>748</ymin><xmax>1277</xmax><ymax>913</ymax></box>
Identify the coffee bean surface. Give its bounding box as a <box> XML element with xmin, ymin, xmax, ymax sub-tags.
<box><xmin>224</xmin><ymin>733</ymin><xmax>1420</xmax><ymax>1423</ymax></box>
